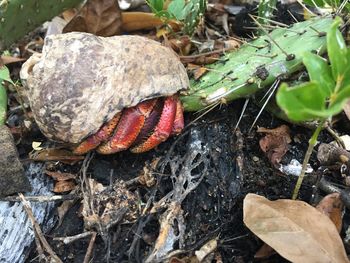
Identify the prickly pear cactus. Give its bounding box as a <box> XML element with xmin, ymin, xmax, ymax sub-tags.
<box><xmin>0</xmin><ymin>0</ymin><xmax>84</xmax><ymax>49</ymax></box>
<box><xmin>181</xmin><ymin>16</ymin><xmax>334</xmax><ymax>111</ymax></box>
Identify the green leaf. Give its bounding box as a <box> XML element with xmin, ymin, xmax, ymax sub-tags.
<box><xmin>276</xmin><ymin>82</ymin><xmax>327</xmax><ymax>121</ymax></box>
<box><xmin>167</xmin><ymin>0</ymin><xmax>186</xmax><ymax>20</ymax></box>
<box><xmin>154</xmin><ymin>10</ymin><xmax>172</xmax><ymax>19</ymax></box>
<box><xmin>302</xmin><ymin>52</ymin><xmax>334</xmax><ymax>97</ymax></box>
<box><xmin>0</xmin><ymin>83</ymin><xmax>7</xmax><ymax>125</ymax></box>
<box><xmin>330</xmin><ymin>85</ymin><xmax>350</xmax><ymax>110</ymax></box>
<box><xmin>0</xmin><ymin>66</ymin><xmax>14</xmax><ymax>84</ymax></box>
<box><xmin>149</xmin><ymin>0</ymin><xmax>164</xmax><ymax>12</ymax></box>
<box><xmin>340</xmin><ymin>48</ymin><xmax>350</xmax><ymax>88</ymax></box>
<box><xmin>302</xmin><ymin>0</ymin><xmax>325</xmax><ymax>7</ymax></box>
<box><xmin>327</xmin><ymin>17</ymin><xmax>348</xmax><ymax>84</ymax></box>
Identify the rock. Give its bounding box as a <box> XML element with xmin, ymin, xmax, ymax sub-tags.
<box><xmin>0</xmin><ymin>125</ymin><xmax>31</xmax><ymax>196</ymax></box>
<box><xmin>0</xmin><ymin>162</ymin><xmax>55</xmax><ymax>263</ymax></box>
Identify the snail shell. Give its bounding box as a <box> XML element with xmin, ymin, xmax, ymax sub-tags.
<box><xmin>20</xmin><ymin>32</ymin><xmax>189</xmax><ymax>143</ymax></box>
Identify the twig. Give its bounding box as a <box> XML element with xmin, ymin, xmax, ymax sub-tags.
<box><xmin>179</xmin><ymin>47</ymin><xmax>235</xmax><ymax>63</ymax></box>
<box><xmin>83</xmin><ymin>232</ymin><xmax>97</xmax><ymax>263</ymax></box>
<box><xmin>53</xmin><ymin>231</ymin><xmax>95</xmax><ymax>244</ymax></box>
<box><xmin>33</xmin><ymin>230</ymin><xmax>46</xmax><ymax>263</ymax></box>
<box><xmin>326</xmin><ymin>125</ymin><xmax>346</xmax><ymax>149</ymax></box>
<box><xmin>318</xmin><ymin>177</ymin><xmax>350</xmax><ymax>209</ymax></box>
<box><xmin>19</xmin><ymin>193</ymin><xmax>63</xmax><ymax>263</ymax></box>
<box><xmin>0</xmin><ymin>194</ymin><xmax>78</xmax><ymax>202</ymax></box>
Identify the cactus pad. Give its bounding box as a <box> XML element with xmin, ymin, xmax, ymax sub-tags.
<box><xmin>0</xmin><ymin>0</ymin><xmax>84</xmax><ymax>49</ymax></box>
<box><xmin>181</xmin><ymin>16</ymin><xmax>334</xmax><ymax>111</ymax></box>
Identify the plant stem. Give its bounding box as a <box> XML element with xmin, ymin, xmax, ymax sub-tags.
<box><xmin>292</xmin><ymin>119</ymin><xmax>326</xmax><ymax>200</ymax></box>
<box><xmin>0</xmin><ymin>83</ymin><xmax>7</xmax><ymax>125</ymax></box>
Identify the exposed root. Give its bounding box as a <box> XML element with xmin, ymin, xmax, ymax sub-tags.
<box><xmin>146</xmin><ymin>128</ymin><xmax>210</xmax><ymax>262</ymax></box>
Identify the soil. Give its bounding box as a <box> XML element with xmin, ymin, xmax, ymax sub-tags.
<box><xmin>23</xmin><ymin>100</ymin><xmax>332</xmax><ymax>263</ymax></box>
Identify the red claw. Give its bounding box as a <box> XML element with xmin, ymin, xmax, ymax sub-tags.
<box><xmin>97</xmin><ymin>99</ymin><xmax>156</xmax><ymax>154</ymax></box>
<box><xmin>73</xmin><ymin>113</ymin><xmax>121</xmax><ymax>155</ymax></box>
<box><xmin>130</xmin><ymin>96</ymin><xmax>177</xmax><ymax>153</ymax></box>
<box><xmin>172</xmin><ymin>96</ymin><xmax>184</xmax><ymax>135</ymax></box>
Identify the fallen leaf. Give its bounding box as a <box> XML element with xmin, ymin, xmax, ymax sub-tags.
<box><xmin>63</xmin><ymin>0</ymin><xmax>122</xmax><ymax>37</ymax></box>
<box><xmin>243</xmin><ymin>194</ymin><xmax>349</xmax><ymax>263</ymax></box>
<box><xmin>62</xmin><ymin>8</ymin><xmax>78</xmax><ymax>22</ymax></box>
<box><xmin>167</xmin><ymin>36</ymin><xmax>191</xmax><ymax>55</ymax></box>
<box><xmin>187</xmin><ymin>64</ymin><xmax>208</xmax><ymax>80</ymax></box>
<box><xmin>1</xmin><ymin>56</ymin><xmax>26</xmax><ymax>65</ymax></box>
<box><xmin>45</xmin><ymin>170</ymin><xmax>77</xmax><ymax>181</ymax></box>
<box><xmin>29</xmin><ymin>148</ymin><xmax>84</xmax><ymax>164</ymax></box>
<box><xmin>343</xmin><ymin>101</ymin><xmax>350</xmax><ymax>121</ymax></box>
<box><xmin>122</xmin><ymin>12</ymin><xmax>181</xmax><ymax>32</ymax></box>
<box><xmin>53</xmin><ymin>180</ymin><xmax>76</xmax><ymax>193</ymax></box>
<box><xmin>254</xmin><ymin>243</ymin><xmax>276</xmax><ymax>259</ymax></box>
<box><xmin>316</xmin><ymin>193</ymin><xmax>344</xmax><ymax>233</ymax></box>
<box><xmin>257</xmin><ymin>125</ymin><xmax>291</xmax><ymax>167</ymax></box>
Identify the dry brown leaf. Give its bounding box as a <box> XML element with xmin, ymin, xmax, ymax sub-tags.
<box><xmin>254</xmin><ymin>243</ymin><xmax>276</xmax><ymax>259</ymax></box>
<box><xmin>1</xmin><ymin>56</ymin><xmax>26</xmax><ymax>65</ymax></box>
<box><xmin>122</xmin><ymin>12</ymin><xmax>180</xmax><ymax>32</ymax></box>
<box><xmin>343</xmin><ymin>101</ymin><xmax>350</xmax><ymax>120</ymax></box>
<box><xmin>63</xmin><ymin>0</ymin><xmax>122</xmax><ymax>36</ymax></box>
<box><xmin>257</xmin><ymin>125</ymin><xmax>291</xmax><ymax>166</ymax></box>
<box><xmin>62</xmin><ymin>8</ymin><xmax>78</xmax><ymax>22</ymax></box>
<box><xmin>316</xmin><ymin>193</ymin><xmax>344</xmax><ymax>233</ymax></box>
<box><xmin>53</xmin><ymin>180</ymin><xmax>76</xmax><ymax>193</ymax></box>
<box><xmin>187</xmin><ymin>64</ymin><xmax>208</xmax><ymax>80</ymax></box>
<box><xmin>243</xmin><ymin>194</ymin><xmax>349</xmax><ymax>263</ymax></box>
<box><xmin>45</xmin><ymin>170</ymin><xmax>77</xmax><ymax>181</ymax></box>
<box><xmin>29</xmin><ymin>148</ymin><xmax>84</xmax><ymax>164</ymax></box>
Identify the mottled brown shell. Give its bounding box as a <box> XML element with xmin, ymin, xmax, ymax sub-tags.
<box><xmin>20</xmin><ymin>32</ymin><xmax>189</xmax><ymax>143</ymax></box>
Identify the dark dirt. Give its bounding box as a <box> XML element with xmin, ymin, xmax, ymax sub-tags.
<box><xmin>23</xmin><ymin>99</ymin><xmax>335</xmax><ymax>263</ymax></box>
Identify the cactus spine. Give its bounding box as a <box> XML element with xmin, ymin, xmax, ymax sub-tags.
<box><xmin>181</xmin><ymin>16</ymin><xmax>334</xmax><ymax>112</ymax></box>
<box><xmin>0</xmin><ymin>0</ymin><xmax>84</xmax><ymax>49</ymax></box>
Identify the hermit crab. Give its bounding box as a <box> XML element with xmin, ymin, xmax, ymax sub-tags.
<box><xmin>20</xmin><ymin>32</ymin><xmax>189</xmax><ymax>154</ymax></box>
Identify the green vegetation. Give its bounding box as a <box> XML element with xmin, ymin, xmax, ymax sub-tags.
<box><xmin>0</xmin><ymin>0</ymin><xmax>84</xmax><ymax>49</ymax></box>
<box><xmin>276</xmin><ymin>17</ymin><xmax>350</xmax><ymax>199</ymax></box>
<box><xmin>181</xmin><ymin>16</ymin><xmax>333</xmax><ymax>112</ymax></box>
<box><xmin>0</xmin><ymin>65</ymin><xmax>12</xmax><ymax>125</ymax></box>
<box><xmin>146</xmin><ymin>0</ymin><xmax>207</xmax><ymax>35</ymax></box>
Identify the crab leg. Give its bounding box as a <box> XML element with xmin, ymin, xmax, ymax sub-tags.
<box><xmin>97</xmin><ymin>99</ymin><xmax>157</xmax><ymax>154</ymax></box>
<box><xmin>132</xmin><ymin>99</ymin><xmax>163</xmax><ymax>147</ymax></box>
<box><xmin>130</xmin><ymin>96</ymin><xmax>177</xmax><ymax>153</ymax></box>
<box><xmin>73</xmin><ymin>113</ymin><xmax>121</xmax><ymax>155</ymax></box>
<box><xmin>171</xmin><ymin>97</ymin><xmax>184</xmax><ymax>135</ymax></box>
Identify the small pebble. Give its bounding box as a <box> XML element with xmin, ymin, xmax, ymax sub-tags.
<box><xmin>252</xmin><ymin>156</ymin><xmax>259</xmax><ymax>162</ymax></box>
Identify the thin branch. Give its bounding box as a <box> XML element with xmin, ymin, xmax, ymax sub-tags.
<box><xmin>19</xmin><ymin>193</ymin><xmax>63</xmax><ymax>263</ymax></box>
<box><xmin>83</xmin><ymin>232</ymin><xmax>97</xmax><ymax>263</ymax></box>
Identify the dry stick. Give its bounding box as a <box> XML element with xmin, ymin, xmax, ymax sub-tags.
<box><xmin>326</xmin><ymin>125</ymin><xmax>346</xmax><ymax>149</ymax></box>
<box><xmin>179</xmin><ymin>47</ymin><xmax>236</xmax><ymax>63</ymax></box>
<box><xmin>19</xmin><ymin>193</ymin><xmax>63</xmax><ymax>263</ymax></box>
<box><xmin>292</xmin><ymin>120</ymin><xmax>326</xmax><ymax>200</ymax></box>
<box><xmin>33</xmin><ymin>230</ymin><xmax>46</xmax><ymax>263</ymax></box>
<box><xmin>53</xmin><ymin>231</ymin><xmax>95</xmax><ymax>245</ymax></box>
<box><xmin>0</xmin><ymin>194</ymin><xmax>77</xmax><ymax>202</ymax></box>
<box><xmin>83</xmin><ymin>232</ymin><xmax>97</xmax><ymax>263</ymax></box>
